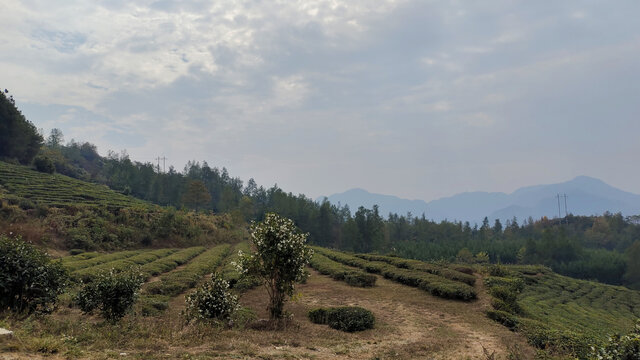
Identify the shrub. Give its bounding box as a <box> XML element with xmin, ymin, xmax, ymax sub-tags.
<box><xmin>486</xmin><ymin>310</ymin><xmax>518</xmax><ymax>329</ymax></box>
<box><xmin>308</xmin><ymin>306</ymin><xmax>375</xmax><ymax>332</ymax></box>
<box><xmin>183</xmin><ymin>274</ymin><xmax>238</xmax><ymax>323</ymax></box>
<box><xmin>33</xmin><ymin>155</ymin><xmax>55</xmax><ymax>174</ymax></box>
<box><xmin>309</xmin><ymin>252</ymin><xmax>376</xmax><ymax>287</ymax></box>
<box><xmin>0</xmin><ymin>234</ymin><xmax>68</xmax><ymax>314</ymax></box>
<box><xmin>327</xmin><ymin>307</ymin><xmax>375</xmax><ymax>332</ymax></box>
<box><xmin>308</xmin><ymin>307</ymin><xmax>330</xmax><ymax>324</ymax></box>
<box><xmin>589</xmin><ymin>320</ymin><xmax>640</xmax><ymax>359</ymax></box>
<box><xmin>76</xmin><ymin>268</ymin><xmax>144</xmax><ymax>321</ymax></box>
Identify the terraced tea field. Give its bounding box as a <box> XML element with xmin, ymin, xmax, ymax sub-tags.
<box><xmin>516</xmin><ymin>266</ymin><xmax>640</xmax><ymax>338</ymax></box>
<box><xmin>0</xmin><ymin>161</ymin><xmax>148</xmax><ymax>208</ymax></box>
<box><xmin>3</xmin><ymin>245</ymin><xmax>639</xmax><ymax>359</ymax></box>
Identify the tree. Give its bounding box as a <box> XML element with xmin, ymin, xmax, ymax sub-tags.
<box><xmin>237</xmin><ymin>213</ymin><xmax>313</xmax><ymax>320</ymax></box>
<box><xmin>0</xmin><ymin>90</ymin><xmax>43</xmax><ymax>164</ymax></box>
<box><xmin>624</xmin><ymin>241</ymin><xmax>640</xmax><ymax>289</ymax></box>
<box><xmin>46</xmin><ymin>128</ymin><xmax>64</xmax><ymax>147</ymax></box>
<box><xmin>181</xmin><ymin>180</ymin><xmax>211</xmax><ymax>211</ymax></box>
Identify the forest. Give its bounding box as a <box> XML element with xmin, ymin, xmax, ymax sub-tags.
<box><xmin>1</xmin><ymin>89</ymin><xmax>639</xmax><ymax>290</ymax></box>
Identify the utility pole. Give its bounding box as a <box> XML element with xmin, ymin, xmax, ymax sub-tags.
<box><xmin>155</xmin><ymin>156</ymin><xmax>168</xmax><ymax>173</ymax></box>
<box><xmin>161</xmin><ymin>157</ymin><xmax>167</xmax><ymax>173</ymax></box>
<box><xmin>563</xmin><ymin>194</ymin><xmax>568</xmax><ymax>219</ymax></box>
<box><xmin>557</xmin><ymin>193</ymin><xmax>562</xmax><ymax>222</ymax></box>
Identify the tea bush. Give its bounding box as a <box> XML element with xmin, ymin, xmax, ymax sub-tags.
<box><xmin>308</xmin><ymin>306</ymin><xmax>375</xmax><ymax>332</ymax></box>
<box><xmin>309</xmin><ymin>252</ymin><xmax>376</xmax><ymax>287</ymax></box>
<box><xmin>316</xmin><ymin>248</ymin><xmax>476</xmax><ymax>300</ymax></box>
<box><xmin>183</xmin><ymin>274</ymin><xmax>238</xmax><ymax>323</ymax></box>
<box><xmin>589</xmin><ymin>320</ymin><xmax>640</xmax><ymax>359</ymax></box>
<box><xmin>75</xmin><ymin>268</ymin><xmax>144</xmax><ymax>321</ymax></box>
<box><xmin>0</xmin><ymin>234</ymin><xmax>68</xmax><ymax>314</ymax></box>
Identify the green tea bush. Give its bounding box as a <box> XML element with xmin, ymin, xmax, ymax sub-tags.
<box><xmin>308</xmin><ymin>307</ymin><xmax>329</xmax><ymax>324</ymax></box>
<box><xmin>73</xmin><ymin>248</ymin><xmax>177</xmax><ymax>282</ymax></box>
<box><xmin>75</xmin><ymin>268</ymin><xmax>144</xmax><ymax>321</ymax></box>
<box><xmin>145</xmin><ymin>244</ymin><xmax>230</xmax><ymax>297</ymax></box>
<box><xmin>316</xmin><ymin>247</ymin><xmax>476</xmax><ymax>300</ymax></box>
<box><xmin>327</xmin><ymin>307</ymin><xmax>375</xmax><ymax>332</ymax></box>
<box><xmin>489</xmin><ymin>285</ymin><xmax>522</xmax><ymax>314</ymax></box>
<box><xmin>589</xmin><ymin>320</ymin><xmax>640</xmax><ymax>359</ymax></box>
<box><xmin>486</xmin><ymin>310</ymin><xmax>518</xmax><ymax>329</ymax></box>
<box><xmin>308</xmin><ymin>306</ymin><xmax>375</xmax><ymax>332</ymax></box>
<box><xmin>309</xmin><ymin>252</ymin><xmax>376</xmax><ymax>287</ymax></box>
<box><xmin>183</xmin><ymin>274</ymin><xmax>238</xmax><ymax>323</ymax></box>
<box><xmin>0</xmin><ymin>234</ymin><xmax>68</xmax><ymax>314</ymax></box>
<box><xmin>356</xmin><ymin>253</ymin><xmax>476</xmax><ymax>286</ymax></box>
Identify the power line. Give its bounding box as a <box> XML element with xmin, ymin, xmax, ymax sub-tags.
<box><xmin>155</xmin><ymin>156</ymin><xmax>168</xmax><ymax>173</ymax></box>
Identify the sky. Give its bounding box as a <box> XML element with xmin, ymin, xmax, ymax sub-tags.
<box><xmin>2</xmin><ymin>0</ymin><xmax>640</xmax><ymax>201</ymax></box>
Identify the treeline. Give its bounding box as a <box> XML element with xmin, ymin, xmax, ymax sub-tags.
<box><xmin>2</xmin><ymin>91</ymin><xmax>640</xmax><ymax>289</ymax></box>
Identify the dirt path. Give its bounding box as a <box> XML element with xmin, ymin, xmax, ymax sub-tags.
<box><xmin>234</xmin><ymin>270</ymin><xmax>536</xmax><ymax>359</ymax></box>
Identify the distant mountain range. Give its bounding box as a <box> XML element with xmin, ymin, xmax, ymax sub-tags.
<box><xmin>318</xmin><ymin>176</ymin><xmax>640</xmax><ymax>224</ymax></box>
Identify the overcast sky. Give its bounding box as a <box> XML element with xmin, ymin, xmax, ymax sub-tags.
<box><xmin>2</xmin><ymin>0</ymin><xmax>639</xmax><ymax>201</ymax></box>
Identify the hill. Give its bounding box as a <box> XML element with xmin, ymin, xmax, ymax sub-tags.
<box><xmin>0</xmin><ymin>161</ymin><xmax>147</xmax><ymax>208</ymax></box>
<box><xmin>0</xmin><ymin>161</ymin><xmax>238</xmax><ymax>250</ymax></box>
<box><xmin>322</xmin><ymin>176</ymin><xmax>640</xmax><ymax>223</ymax></box>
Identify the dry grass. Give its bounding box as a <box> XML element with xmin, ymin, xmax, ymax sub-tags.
<box><xmin>0</xmin><ymin>268</ymin><xmax>538</xmax><ymax>360</ymax></box>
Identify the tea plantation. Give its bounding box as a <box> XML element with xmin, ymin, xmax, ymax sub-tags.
<box><xmin>0</xmin><ymin>161</ymin><xmax>148</xmax><ymax>208</ymax></box>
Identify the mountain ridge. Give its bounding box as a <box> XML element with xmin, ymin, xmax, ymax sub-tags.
<box><xmin>318</xmin><ymin>176</ymin><xmax>640</xmax><ymax>224</ymax></box>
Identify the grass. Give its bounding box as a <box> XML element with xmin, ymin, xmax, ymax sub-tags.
<box><xmin>0</xmin><ymin>160</ymin><xmax>148</xmax><ymax>208</ymax></box>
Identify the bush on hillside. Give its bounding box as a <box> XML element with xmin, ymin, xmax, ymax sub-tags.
<box><xmin>33</xmin><ymin>155</ymin><xmax>55</xmax><ymax>174</ymax></box>
<box><xmin>183</xmin><ymin>273</ymin><xmax>238</xmax><ymax>323</ymax></box>
<box><xmin>0</xmin><ymin>234</ymin><xmax>68</xmax><ymax>314</ymax></box>
<box><xmin>76</xmin><ymin>268</ymin><xmax>144</xmax><ymax>321</ymax></box>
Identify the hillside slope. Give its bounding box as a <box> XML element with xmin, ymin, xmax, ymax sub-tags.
<box><xmin>0</xmin><ymin>161</ymin><xmax>148</xmax><ymax>208</ymax></box>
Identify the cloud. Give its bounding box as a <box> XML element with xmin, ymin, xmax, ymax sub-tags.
<box><xmin>2</xmin><ymin>0</ymin><xmax>640</xmax><ymax>200</ymax></box>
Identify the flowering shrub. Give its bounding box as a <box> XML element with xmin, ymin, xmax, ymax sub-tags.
<box><xmin>75</xmin><ymin>268</ymin><xmax>144</xmax><ymax>321</ymax></box>
<box><xmin>183</xmin><ymin>273</ymin><xmax>238</xmax><ymax>323</ymax></box>
<box><xmin>0</xmin><ymin>234</ymin><xmax>68</xmax><ymax>314</ymax></box>
<box><xmin>589</xmin><ymin>321</ymin><xmax>640</xmax><ymax>359</ymax></box>
<box><xmin>236</xmin><ymin>213</ymin><xmax>313</xmax><ymax>319</ymax></box>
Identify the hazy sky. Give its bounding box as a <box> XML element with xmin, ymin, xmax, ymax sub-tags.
<box><xmin>2</xmin><ymin>1</ymin><xmax>639</xmax><ymax>201</ymax></box>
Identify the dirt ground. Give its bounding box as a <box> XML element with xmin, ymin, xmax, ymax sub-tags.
<box><xmin>0</xmin><ymin>270</ymin><xmax>537</xmax><ymax>360</ymax></box>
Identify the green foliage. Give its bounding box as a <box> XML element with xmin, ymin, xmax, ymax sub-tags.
<box><xmin>308</xmin><ymin>307</ymin><xmax>330</xmax><ymax>324</ymax></box>
<box><xmin>237</xmin><ymin>213</ymin><xmax>313</xmax><ymax>319</ymax></box>
<box><xmin>308</xmin><ymin>306</ymin><xmax>375</xmax><ymax>332</ymax></box>
<box><xmin>145</xmin><ymin>244</ymin><xmax>230</xmax><ymax>297</ymax></box>
<box><xmin>589</xmin><ymin>321</ymin><xmax>640</xmax><ymax>360</ymax></box>
<box><xmin>138</xmin><ymin>246</ymin><xmax>206</xmax><ymax>278</ymax></box>
<box><xmin>0</xmin><ymin>91</ymin><xmax>43</xmax><ymax>165</ymax></box>
<box><xmin>316</xmin><ymin>247</ymin><xmax>476</xmax><ymax>301</ymax></box>
<box><xmin>33</xmin><ymin>155</ymin><xmax>55</xmax><ymax>174</ymax></box>
<box><xmin>181</xmin><ymin>180</ymin><xmax>212</xmax><ymax>211</ymax></box>
<box><xmin>75</xmin><ymin>268</ymin><xmax>144</xmax><ymax>321</ymax></box>
<box><xmin>484</xmin><ymin>264</ymin><xmax>640</xmax><ymax>358</ymax></box>
<box><xmin>309</xmin><ymin>252</ymin><xmax>376</xmax><ymax>287</ymax></box>
<box><xmin>183</xmin><ymin>273</ymin><xmax>239</xmax><ymax>323</ymax></box>
<box><xmin>0</xmin><ymin>161</ymin><xmax>147</xmax><ymax>208</ymax></box>
<box><xmin>355</xmin><ymin>253</ymin><xmax>476</xmax><ymax>286</ymax></box>
<box><xmin>486</xmin><ymin>310</ymin><xmax>518</xmax><ymax>329</ymax></box>
<box><xmin>0</xmin><ymin>234</ymin><xmax>68</xmax><ymax>314</ymax></box>
<box><xmin>73</xmin><ymin>248</ymin><xmax>178</xmax><ymax>283</ymax></box>
<box><xmin>63</xmin><ymin>250</ymin><xmax>144</xmax><ymax>272</ymax></box>
<box><xmin>220</xmin><ymin>242</ymin><xmax>260</xmax><ymax>291</ymax></box>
